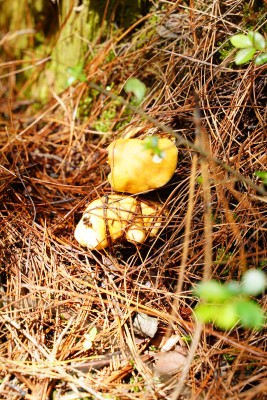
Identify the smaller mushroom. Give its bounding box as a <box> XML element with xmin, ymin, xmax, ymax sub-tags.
<box><xmin>74</xmin><ymin>195</ymin><xmax>164</xmax><ymax>250</ymax></box>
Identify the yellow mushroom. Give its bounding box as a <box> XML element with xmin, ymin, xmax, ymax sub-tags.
<box><xmin>107</xmin><ymin>137</ymin><xmax>178</xmax><ymax>194</ymax></box>
<box><xmin>74</xmin><ymin>195</ymin><xmax>164</xmax><ymax>250</ymax></box>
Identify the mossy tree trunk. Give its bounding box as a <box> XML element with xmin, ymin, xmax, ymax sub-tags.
<box><xmin>0</xmin><ymin>0</ymin><xmax>144</xmax><ymax>101</ymax></box>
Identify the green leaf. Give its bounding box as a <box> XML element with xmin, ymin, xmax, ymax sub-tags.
<box><xmin>255</xmin><ymin>171</ymin><xmax>267</xmax><ymax>184</ymax></box>
<box><xmin>195</xmin><ymin>303</ymin><xmax>239</xmax><ymax>330</ymax></box>
<box><xmin>214</xmin><ymin>302</ymin><xmax>239</xmax><ymax>330</ymax></box>
<box><xmin>234</xmin><ymin>48</ymin><xmax>256</xmax><ymax>65</ymax></box>
<box><xmin>195</xmin><ymin>280</ymin><xmax>232</xmax><ymax>303</ymax></box>
<box><xmin>255</xmin><ymin>52</ymin><xmax>267</xmax><ymax>66</ymax></box>
<box><xmin>83</xmin><ymin>327</ymin><xmax>98</xmax><ymax>350</ymax></box>
<box><xmin>145</xmin><ymin>135</ymin><xmax>159</xmax><ymax>149</ymax></box>
<box><xmin>86</xmin><ymin>326</ymin><xmax>98</xmax><ymax>341</ymax></box>
<box><xmin>235</xmin><ymin>300</ymin><xmax>265</xmax><ymax>329</ymax></box>
<box><xmin>195</xmin><ymin>304</ymin><xmax>218</xmax><ymax>323</ymax></box>
<box><xmin>230</xmin><ymin>34</ymin><xmax>253</xmax><ymax>48</ymax></box>
<box><xmin>67</xmin><ymin>63</ymin><xmax>87</xmax><ymax>86</ymax></box>
<box><xmin>143</xmin><ymin>136</ymin><xmax>165</xmax><ymax>160</ymax></box>
<box><xmin>241</xmin><ymin>269</ymin><xmax>267</xmax><ymax>295</ymax></box>
<box><xmin>196</xmin><ymin>175</ymin><xmax>203</xmax><ymax>185</ymax></box>
<box><xmin>247</xmin><ymin>31</ymin><xmax>266</xmax><ymax>51</ymax></box>
<box><xmin>124</xmin><ymin>78</ymin><xmax>146</xmax><ymax>102</ymax></box>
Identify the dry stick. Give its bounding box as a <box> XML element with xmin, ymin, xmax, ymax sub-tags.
<box><xmin>170</xmin><ymin>322</ymin><xmax>203</xmax><ymax>400</ymax></box>
<box><xmin>164</xmin><ymin>146</ymin><xmax>198</xmax><ymax>353</ymax></box>
<box><xmin>195</xmin><ymin>97</ymin><xmax>213</xmax><ymax>281</ymax></box>
<box><xmin>87</xmin><ymin>81</ymin><xmax>267</xmax><ymax>198</ymax></box>
<box><xmin>170</xmin><ymin>147</ymin><xmax>198</xmax><ymax>315</ymax></box>
<box><xmin>171</xmin><ymin>97</ymin><xmax>213</xmax><ymax>399</ymax></box>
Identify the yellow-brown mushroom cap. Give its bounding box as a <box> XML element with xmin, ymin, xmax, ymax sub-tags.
<box><xmin>74</xmin><ymin>195</ymin><xmax>165</xmax><ymax>250</ymax></box>
<box><xmin>107</xmin><ymin>137</ymin><xmax>178</xmax><ymax>194</ymax></box>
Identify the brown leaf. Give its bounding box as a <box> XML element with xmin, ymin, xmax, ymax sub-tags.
<box><xmin>153</xmin><ymin>350</ymin><xmax>187</xmax><ymax>381</ymax></box>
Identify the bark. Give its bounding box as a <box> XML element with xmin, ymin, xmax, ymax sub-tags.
<box><xmin>0</xmin><ymin>0</ymin><xmax>144</xmax><ymax>101</ymax></box>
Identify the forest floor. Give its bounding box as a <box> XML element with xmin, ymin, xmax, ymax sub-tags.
<box><xmin>0</xmin><ymin>1</ymin><xmax>267</xmax><ymax>399</ymax></box>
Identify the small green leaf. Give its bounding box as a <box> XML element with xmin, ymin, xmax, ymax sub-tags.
<box><xmin>230</xmin><ymin>34</ymin><xmax>253</xmax><ymax>48</ymax></box>
<box><xmin>195</xmin><ymin>280</ymin><xmax>232</xmax><ymax>303</ymax></box>
<box><xmin>234</xmin><ymin>48</ymin><xmax>256</xmax><ymax>65</ymax></box>
<box><xmin>143</xmin><ymin>136</ymin><xmax>165</xmax><ymax>160</ymax></box>
<box><xmin>144</xmin><ymin>135</ymin><xmax>159</xmax><ymax>150</ymax></box>
<box><xmin>215</xmin><ymin>302</ymin><xmax>239</xmax><ymax>330</ymax></box>
<box><xmin>67</xmin><ymin>63</ymin><xmax>87</xmax><ymax>86</ymax></box>
<box><xmin>255</xmin><ymin>52</ymin><xmax>267</xmax><ymax>66</ymax></box>
<box><xmin>247</xmin><ymin>31</ymin><xmax>266</xmax><ymax>51</ymax></box>
<box><xmin>255</xmin><ymin>171</ymin><xmax>267</xmax><ymax>184</ymax></box>
<box><xmin>195</xmin><ymin>304</ymin><xmax>218</xmax><ymax>323</ymax></box>
<box><xmin>241</xmin><ymin>269</ymin><xmax>267</xmax><ymax>295</ymax></box>
<box><xmin>235</xmin><ymin>300</ymin><xmax>265</xmax><ymax>329</ymax></box>
<box><xmin>83</xmin><ymin>327</ymin><xmax>98</xmax><ymax>350</ymax></box>
<box><xmin>124</xmin><ymin>78</ymin><xmax>146</xmax><ymax>102</ymax></box>
<box><xmin>86</xmin><ymin>326</ymin><xmax>98</xmax><ymax>341</ymax></box>
<box><xmin>195</xmin><ymin>302</ymin><xmax>239</xmax><ymax>330</ymax></box>
<box><xmin>196</xmin><ymin>175</ymin><xmax>203</xmax><ymax>185</ymax></box>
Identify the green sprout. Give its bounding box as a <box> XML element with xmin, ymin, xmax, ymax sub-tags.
<box><xmin>83</xmin><ymin>326</ymin><xmax>98</xmax><ymax>350</ymax></box>
<box><xmin>255</xmin><ymin>171</ymin><xmax>267</xmax><ymax>185</ymax></box>
<box><xmin>124</xmin><ymin>77</ymin><xmax>146</xmax><ymax>103</ymax></box>
<box><xmin>195</xmin><ymin>269</ymin><xmax>266</xmax><ymax>330</ymax></box>
<box><xmin>143</xmin><ymin>135</ymin><xmax>166</xmax><ymax>162</ymax></box>
<box><xmin>230</xmin><ymin>30</ymin><xmax>267</xmax><ymax>65</ymax></box>
<box><xmin>67</xmin><ymin>62</ymin><xmax>87</xmax><ymax>86</ymax></box>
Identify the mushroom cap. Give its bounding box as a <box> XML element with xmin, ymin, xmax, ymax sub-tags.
<box><xmin>74</xmin><ymin>195</ymin><xmax>164</xmax><ymax>250</ymax></box>
<box><xmin>74</xmin><ymin>199</ymin><xmax>108</xmax><ymax>250</ymax></box>
<box><xmin>75</xmin><ymin>195</ymin><xmax>137</xmax><ymax>250</ymax></box>
<box><xmin>140</xmin><ymin>202</ymin><xmax>163</xmax><ymax>237</ymax></box>
<box><xmin>126</xmin><ymin>223</ymin><xmax>146</xmax><ymax>244</ymax></box>
<box><xmin>107</xmin><ymin>137</ymin><xmax>178</xmax><ymax>194</ymax></box>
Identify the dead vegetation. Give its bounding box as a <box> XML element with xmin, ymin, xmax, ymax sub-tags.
<box><xmin>0</xmin><ymin>1</ymin><xmax>267</xmax><ymax>399</ymax></box>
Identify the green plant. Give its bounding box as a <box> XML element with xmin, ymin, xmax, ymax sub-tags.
<box><xmin>217</xmin><ymin>40</ymin><xmax>235</xmax><ymax>62</ymax></box>
<box><xmin>215</xmin><ymin>246</ymin><xmax>234</xmax><ymax>266</ymax></box>
<box><xmin>129</xmin><ymin>375</ymin><xmax>143</xmax><ymax>393</ymax></box>
<box><xmin>83</xmin><ymin>326</ymin><xmax>98</xmax><ymax>350</ymax></box>
<box><xmin>149</xmin><ymin>345</ymin><xmax>158</xmax><ymax>351</ymax></box>
<box><xmin>143</xmin><ymin>135</ymin><xmax>166</xmax><ymax>160</ymax></box>
<box><xmin>124</xmin><ymin>77</ymin><xmax>146</xmax><ymax>103</ymax></box>
<box><xmin>223</xmin><ymin>354</ymin><xmax>236</xmax><ymax>363</ymax></box>
<box><xmin>255</xmin><ymin>171</ymin><xmax>267</xmax><ymax>185</ymax></box>
<box><xmin>66</xmin><ymin>62</ymin><xmax>87</xmax><ymax>86</ymax></box>
<box><xmin>230</xmin><ymin>30</ymin><xmax>267</xmax><ymax>65</ymax></box>
<box><xmin>195</xmin><ymin>269</ymin><xmax>266</xmax><ymax>330</ymax></box>
<box><xmin>181</xmin><ymin>335</ymin><xmax>192</xmax><ymax>344</ymax></box>
<box><xmin>93</xmin><ymin>105</ymin><xmax>117</xmax><ymax>132</ymax></box>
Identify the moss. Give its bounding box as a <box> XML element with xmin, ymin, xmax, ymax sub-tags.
<box><xmin>105</xmin><ymin>49</ymin><xmax>116</xmax><ymax>63</ymax></box>
<box><xmin>0</xmin><ymin>0</ymin><xmax>151</xmax><ymax>102</ymax></box>
<box><xmin>217</xmin><ymin>41</ymin><xmax>234</xmax><ymax>62</ymax></box>
<box><xmin>215</xmin><ymin>247</ymin><xmax>234</xmax><ymax>267</ymax></box>
<box><xmin>93</xmin><ymin>105</ymin><xmax>118</xmax><ymax>132</ymax></box>
<box><xmin>78</xmin><ymin>96</ymin><xmax>94</xmax><ymax>119</ymax></box>
<box><xmin>243</xmin><ymin>1</ymin><xmax>267</xmax><ymax>30</ymax></box>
